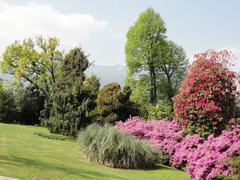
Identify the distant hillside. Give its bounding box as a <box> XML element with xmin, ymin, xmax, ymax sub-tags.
<box><xmin>86</xmin><ymin>65</ymin><xmax>127</xmax><ymax>87</ymax></box>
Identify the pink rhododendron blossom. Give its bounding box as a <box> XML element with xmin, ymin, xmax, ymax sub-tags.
<box><xmin>173</xmin><ymin>50</ymin><xmax>238</xmax><ymax>137</ymax></box>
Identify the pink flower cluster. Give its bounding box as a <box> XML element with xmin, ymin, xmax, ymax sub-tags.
<box><xmin>116</xmin><ymin>117</ymin><xmax>240</xmax><ymax>180</ymax></box>
<box><xmin>187</xmin><ymin>126</ymin><xmax>240</xmax><ymax>180</ymax></box>
<box><xmin>116</xmin><ymin>116</ymin><xmax>183</xmax><ymax>156</ymax></box>
<box><xmin>173</xmin><ymin>134</ymin><xmax>203</xmax><ymax>168</ymax></box>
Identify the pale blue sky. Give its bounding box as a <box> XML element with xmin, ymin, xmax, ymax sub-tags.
<box><xmin>1</xmin><ymin>0</ymin><xmax>240</xmax><ymax>67</ymax></box>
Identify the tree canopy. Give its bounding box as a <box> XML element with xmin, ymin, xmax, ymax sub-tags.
<box><xmin>125</xmin><ymin>8</ymin><xmax>188</xmax><ymax>107</ymax></box>
<box><xmin>1</xmin><ymin>36</ymin><xmax>63</xmax><ymax>98</ymax></box>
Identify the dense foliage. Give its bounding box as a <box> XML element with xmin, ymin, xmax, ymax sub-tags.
<box><xmin>173</xmin><ymin>50</ymin><xmax>237</xmax><ymax>137</ymax></box>
<box><xmin>0</xmin><ymin>80</ymin><xmax>44</xmax><ymax>124</ymax></box>
<box><xmin>148</xmin><ymin>101</ymin><xmax>173</xmax><ymax>120</ymax></box>
<box><xmin>0</xmin><ymin>81</ymin><xmax>17</xmax><ymax>123</ymax></box>
<box><xmin>14</xmin><ymin>85</ymin><xmax>45</xmax><ymax>124</ymax></box>
<box><xmin>95</xmin><ymin>83</ymin><xmax>139</xmax><ymax>124</ymax></box>
<box><xmin>116</xmin><ymin>117</ymin><xmax>240</xmax><ymax>179</ymax></box>
<box><xmin>78</xmin><ymin>123</ymin><xmax>160</xmax><ymax>169</ymax></box>
<box><xmin>45</xmin><ymin>48</ymin><xmax>99</xmax><ymax>136</ymax></box>
<box><xmin>234</xmin><ymin>95</ymin><xmax>240</xmax><ymax>119</ymax></box>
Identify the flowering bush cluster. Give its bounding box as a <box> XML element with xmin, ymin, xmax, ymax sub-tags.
<box><xmin>116</xmin><ymin>117</ymin><xmax>240</xmax><ymax>180</ymax></box>
<box><xmin>172</xmin><ymin>134</ymin><xmax>203</xmax><ymax>169</ymax></box>
<box><xmin>116</xmin><ymin>116</ymin><xmax>183</xmax><ymax>156</ymax></box>
<box><xmin>173</xmin><ymin>50</ymin><xmax>237</xmax><ymax>137</ymax></box>
<box><xmin>187</xmin><ymin>125</ymin><xmax>240</xmax><ymax>180</ymax></box>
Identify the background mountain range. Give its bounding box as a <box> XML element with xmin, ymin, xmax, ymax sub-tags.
<box><xmin>86</xmin><ymin>65</ymin><xmax>127</xmax><ymax>87</ymax></box>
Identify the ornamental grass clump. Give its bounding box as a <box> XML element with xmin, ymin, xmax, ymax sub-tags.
<box><xmin>78</xmin><ymin>123</ymin><xmax>160</xmax><ymax>169</ymax></box>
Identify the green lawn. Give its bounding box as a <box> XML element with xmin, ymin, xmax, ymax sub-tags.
<box><xmin>0</xmin><ymin>123</ymin><xmax>190</xmax><ymax>180</ymax></box>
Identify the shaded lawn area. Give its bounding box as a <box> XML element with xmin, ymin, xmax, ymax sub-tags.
<box><xmin>0</xmin><ymin>123</ymin><xmax>190</xmax><ymax>180</ymax></box>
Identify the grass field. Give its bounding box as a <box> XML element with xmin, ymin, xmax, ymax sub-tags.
<box><xmin>0</xmin><ymin>123</ymin><xmax>190</xmax><ymax>180</ymax></box>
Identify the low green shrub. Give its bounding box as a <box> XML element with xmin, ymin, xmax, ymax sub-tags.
<box><xmin>78</xmin><ymin>123</ymin><xmax>160</xmax><ymax>169</ymax></box>
<box><xmin>148</xmin><ymin>101</ymin><xmax>173</xmax><ymax>120</ymax></box>
<box><xmin>229</xmin><ymin>152</ymin><xmax>240</xmax><ymax>173</ymax></box>
<box><xmin>33</xmin><ymin>132</ymin><xmax>69</xmax><ymax>141</ymax></box>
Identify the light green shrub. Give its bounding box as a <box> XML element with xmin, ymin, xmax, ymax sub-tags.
<box><xmin>148</xmin><ymin>101</ymin><xmax>173</xmax><ymax>120</ymax></box>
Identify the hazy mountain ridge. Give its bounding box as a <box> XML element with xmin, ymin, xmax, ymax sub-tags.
<box><xmin>86</xmin><ymin>65</ymin><xmax>127</xmax><ymax>87</ymax></box>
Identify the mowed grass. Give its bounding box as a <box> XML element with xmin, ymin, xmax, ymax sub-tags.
<box><xmin>0</xmin><ymin>123</ymin><xmax>190</xmax><ymax>180</ymax></box>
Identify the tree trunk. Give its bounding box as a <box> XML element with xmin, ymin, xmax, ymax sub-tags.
<box><xmin>166</xmin><ymin>73</ymin><xmax>174</xmax><ymax>105</ymax></box>
<box><xmin>149</xmin><ymin>65</ymin><xmax>157</xmax><ymax>105</ymax></box>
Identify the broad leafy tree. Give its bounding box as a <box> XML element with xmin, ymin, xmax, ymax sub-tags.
<box><xmin>1</xmin><ymin>36</ymin><xmax>63</xmax><ymax>99</ymax></box>
<box><xmin>125</xmin><ymin>7</ymin><xmax>166</xmax><ymax>104</ymax></box>
<box><xmin>157</xmin><ymin>40</ymin><xmax>188</xmax><ymax>103</ymax></box>
<box><xmin>125</xmin><ymin>8</ymin><xmax>187</xmax><ymax>106</ymax></box>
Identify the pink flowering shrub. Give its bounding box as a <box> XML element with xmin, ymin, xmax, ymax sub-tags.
<box><xmin>116</xmin><ymin>117</ymin><xmax>240</xmax><ymax>180</ymax></box>
<box><xmin>116</xmin><ymin>116</ymin><xmax>183</xmax><ymax>156</ymax></box>
<box><xmin>187</xmin><ymin>125</ymin><xmax>240</xmax><ymax>180</ymax></box>
<box><xmin>173</xmin><ymin>50</ymin><xmax>237</xmax><ymax>137</ymax></box>
<box><xmin>172</xmin><ymin>134</ymin><xmax>203</xmax><ymax>169</ymax></box>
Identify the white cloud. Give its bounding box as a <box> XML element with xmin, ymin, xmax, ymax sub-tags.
<box><xmin>0</xmin><ymin>1</ymin><xmax>108</xmax><ymax>50</ymax></box>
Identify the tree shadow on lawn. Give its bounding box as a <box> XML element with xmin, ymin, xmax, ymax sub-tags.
<box><xmin>0</xmin><ymin>155</ymin><xmax>177</xmax><ymax>179</ymax></box>
<box><xmin>138</xmin><ymin>164</ymin><xmax>176</xmax><ymax>171</ymax></box>
<box><xmin>157</xmin><ymin>165</ymin><xmax>178</xmax><ymax>171</ymax></box>
<box><xmin>0</xmin><ymin>154</ymin><xmax>127</xmax><ymax>179</ymax></box>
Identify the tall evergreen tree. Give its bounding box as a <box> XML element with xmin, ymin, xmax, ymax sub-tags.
<box><xmin>45</xmin><ymin>47</ymin><xmax>98</xmax><ymax>136</ymax></box>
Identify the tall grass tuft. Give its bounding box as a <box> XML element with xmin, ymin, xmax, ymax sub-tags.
<box><xmin>78</xmin><ymin>123</ymin><xmax>160</xmax><ymax>169</ymax></box>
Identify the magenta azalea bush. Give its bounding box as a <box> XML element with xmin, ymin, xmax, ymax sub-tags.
<box><xmin>173</xmin><ymin>134</ymin><xmax>203</xmax><ymax>169</ymax></box>
<box><xmin>116</xmin><ymin>117</ymin><xmax>240</xmax><ymax>180</ymax></box>
<box><xmin>116</xmin><ymin>116</ymin><xmax>183</xmax><ymax>156</ymax></box>
<box><xmin>187</xmin><ymin>125</ymin><xmax>240</xmax><ymax>180</ymax></box>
